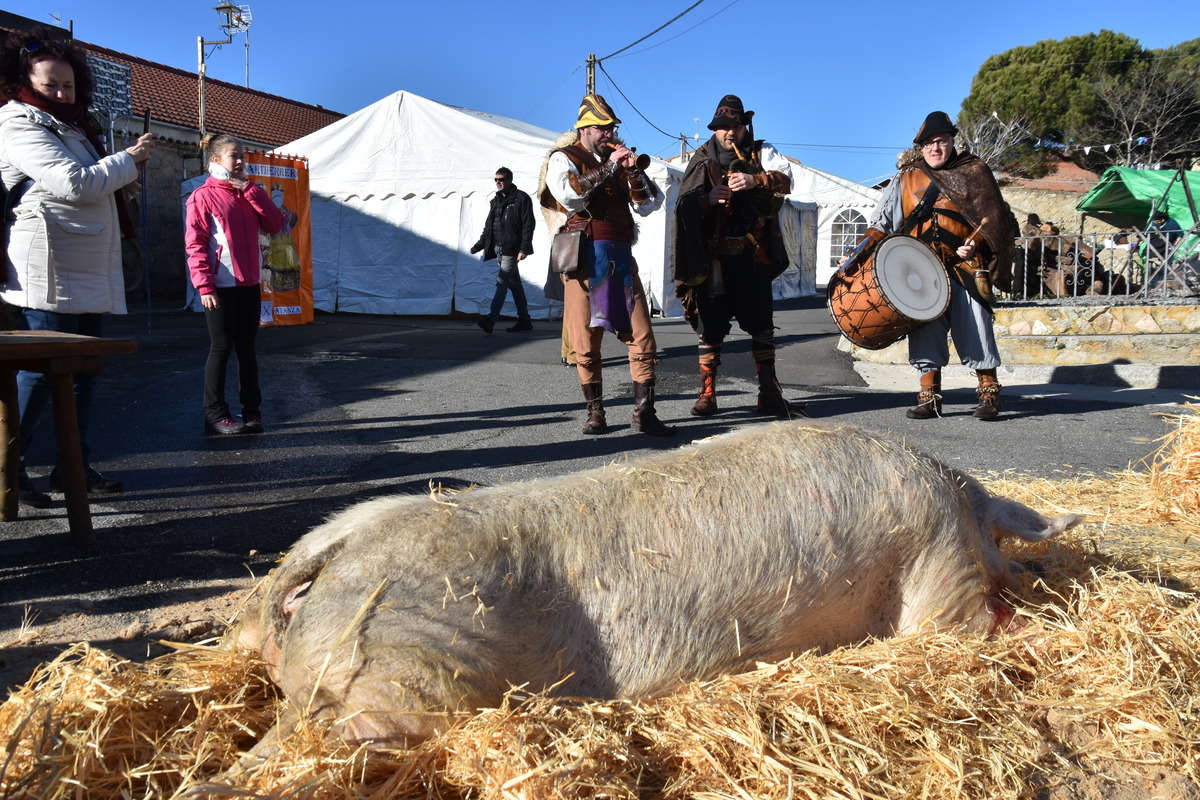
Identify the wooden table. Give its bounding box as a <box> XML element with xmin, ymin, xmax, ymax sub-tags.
<box><xmin>0</xmin><ymin>330</ymin><xmax>137</xmax><ymax>546</ymax></box>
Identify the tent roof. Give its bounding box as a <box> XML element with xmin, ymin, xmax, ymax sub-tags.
<box><xmin>1075</xmin><ymin>166</ymin><xmax>1199</xmax><ymax>228</ymax></box>
<box><xmin>786</xmin><ymin>162</ymin><xmax>880</xmax><ymax>209</ymax></box>
<box><xmin>274</xmin><ymin>90</ymin><xmax>560</xmax><ymax>200</ymax></box>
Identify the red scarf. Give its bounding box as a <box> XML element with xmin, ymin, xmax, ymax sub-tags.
<box><xmin>15</xmin><ymin>87</ymin><xmax>137</xmax><ymax>239</ymax></box>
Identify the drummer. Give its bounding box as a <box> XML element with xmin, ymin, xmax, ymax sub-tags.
<box><xmin>853</xmin><ymin>110</ymin><xmax>1016</xmax><ymax>420</ymax></box>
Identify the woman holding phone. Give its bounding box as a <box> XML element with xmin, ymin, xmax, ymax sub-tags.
<box><xmin>0</xmin><ymin>31</ymin><xmax>156</xmax><ymax>506</ymax></box>
<box><xmin>185</xmin><ymin>133</ymin><xmax>283</xmax><ymax>435</ymax></box>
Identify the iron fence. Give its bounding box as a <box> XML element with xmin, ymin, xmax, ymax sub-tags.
<box><xmin>1002</xmin><ymin>228</ymin><xmax>1199</xmax><ymax>304</ymax></box>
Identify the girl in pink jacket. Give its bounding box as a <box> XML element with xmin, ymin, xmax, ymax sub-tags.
<box><xmin>185</xmin><ymin>133</ymin><xmax>283</xmax><ymax>435</ymax></box>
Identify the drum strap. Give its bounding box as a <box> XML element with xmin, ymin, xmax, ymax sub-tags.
<box><xmin>901</xmin><ymin>182</ymin><xmax>940</xmax><ymax>236</ymax></box>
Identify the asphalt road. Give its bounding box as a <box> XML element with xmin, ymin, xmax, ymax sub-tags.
<box><xmin>0</xmin><ymin>295</ymin><xmax>1190</xmax><ymax>679</ymax></box>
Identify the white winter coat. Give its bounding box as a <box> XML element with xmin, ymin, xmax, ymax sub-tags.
<box><xmin>0</xmin><ymin>101</ymin><xmax>139</xmax><ymax>314</ymax></box>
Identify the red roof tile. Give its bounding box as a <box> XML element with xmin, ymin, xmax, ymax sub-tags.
<box><xmin>75</xmin><ymin>40</ymin><xmax>344</xmax><ymax>148</ymax></box>
<box><xmin>1001</xmin><ymin>158</ymin><xmax>1099</xmax><ymax>194</ymax></box>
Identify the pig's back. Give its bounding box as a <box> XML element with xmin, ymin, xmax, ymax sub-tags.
<box><xmin>297</xmin><ymin>423</ymin><xmax>986</xmax><ymax>699</ymax></box>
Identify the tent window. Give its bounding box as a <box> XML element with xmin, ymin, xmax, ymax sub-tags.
<box><xmin>831</xmin><ymin>209</ymin><xmax>868</xmax><ymax>273</ymax></box>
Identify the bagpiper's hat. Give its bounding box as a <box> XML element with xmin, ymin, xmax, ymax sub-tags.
<box><xmin>913</xmin><ymin>111</ymin><xmax>958</xmax><ymax>144</ymax></box>
<box><xmin>574</xmin><ymin>94</ymin><xmax>621</xmax><ymax>129</ymax></box>
<box><xmin>708</xmin><ymin>94</ymin><xmax>752</xmax><ymax>130</ymax></box>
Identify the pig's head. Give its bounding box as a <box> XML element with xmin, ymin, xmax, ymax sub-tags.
<box><xmin>228</xmin><ymin>499</ymin><xmax>370</xmax><ymax>680</ymax></box>
<box><xmin>958</xmin><ymin>472</ymin><xmax>1084</xmax><ymax>628</ymax></box>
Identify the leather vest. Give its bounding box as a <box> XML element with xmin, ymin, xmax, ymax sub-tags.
<box><xmin>554</xmin><ymin>144</ymin><xmax>634</xmax><ymax>229</ymax></box>
<box><xmin>898</xmin><ymin>166</ymin><xmax>973</xmax><ymax>256</ymax></box>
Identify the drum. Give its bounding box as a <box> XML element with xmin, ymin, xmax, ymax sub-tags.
<box><xmin>827</xmin><ymin>235</ymin><xmax>950</xmax><ymax>350</ymax></box>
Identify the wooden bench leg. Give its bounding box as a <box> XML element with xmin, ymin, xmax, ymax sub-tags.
<box><xmin>0</xmin><ymin>368</ymin><xmax>18</xmax><ymax>521</ymax></box>
<box><xmin>49</xmin><ymin>372</ymin><xmax>92</xmax><ymax>546</ymax></box>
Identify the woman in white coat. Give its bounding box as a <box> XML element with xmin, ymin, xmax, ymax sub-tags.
<box><xmin>0</xmin><ymin>33</ymin><xmax>156</xmax><ymax>508</ymax></box>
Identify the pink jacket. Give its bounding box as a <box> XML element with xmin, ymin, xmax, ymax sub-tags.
<box><xmin>185</xmin><ymin>176</ymin><xmax>284</xmax><ymax>295</ymax></box>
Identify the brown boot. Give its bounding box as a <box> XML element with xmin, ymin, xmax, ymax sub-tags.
<box><xmin>755</xmin><ymin>362</ymin><xmax>806</xmax><ymax>417</ymax></box>
<box><xmin>973</xmin><ymin>369</ymin><xmax>1002</xmax><ymax>420</ymax></box>
<box><xmin>692</xmin><ymin>365</ymin><xmax>718</xmax><ymax>416</ymax></box>
<box><xmin>581</xmin><ymin>382</ymin><xmax>608</xmax><ymax>435</ymax></box>
<box><xmin>906</xmin><ymin>369</ymin><xmax>942</xmax><ymax>419</ymax></box>
<box><xmin>633</xmin><ymin>381</ymin><xmax>676</xmax><ymax>437</ymax></box>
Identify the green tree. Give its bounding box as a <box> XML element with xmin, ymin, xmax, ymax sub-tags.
<box><xmin>1158</xmin><ymin>38</ymin><xmax>1200</xmax><ymax>89</ymax></box>
<box><xmin>960</xmin><ymin>30</ymin><xmax>1146</xmax><ymax>144</ymax></box>
<box><xmin>1081</xmin><ymin>56</ymin><xmax>1200</xmax><ymax>167</ymax></box>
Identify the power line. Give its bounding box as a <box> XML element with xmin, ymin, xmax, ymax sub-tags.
<box><xmin>589</xmin><ymin>1</ymin><xmax>730</xmax><ymax>144</ymax></box>
<box><xmin>597</xmin><ymin>63</ymin><xmax>679</xmax><ymax>141</ymax></box>
<box><xmin>772</xmin><ymin>142</ymin><xmax>905</xmax><ymax>152</ymax></box>
<box><xmin>523</xmin><ymin>61</ymin><xmax>587</xmax><ymax>119</ymax></box>
<box><xmin>598</xmin><ymin>0</ymin><xmax>709</xmax><ymax>61</ymax></box>
<box><xmin>538</xmin><ymin>1</ymin><xmax>731</xmax><ymax>147</ymax></box>
<box><xmin>605</xmin><ymin>0</ymin><xmax>739</xmax><ymax>61</ymax></box>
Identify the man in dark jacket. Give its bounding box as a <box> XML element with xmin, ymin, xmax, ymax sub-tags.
<box><xmin>673</xmin><ymin>94</ymin><xmax>798</xmax><ymax>418</ymax></box>
<box><xmin>471</xmin><ymin>166</ymin><xmax>536</xmax><ymax>333</ymax></box>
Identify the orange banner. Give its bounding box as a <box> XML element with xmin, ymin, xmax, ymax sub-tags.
<box><xmin>245</xmin><ymin>151</ymin><xmax>313</xmax><ymax>326</ymax></box>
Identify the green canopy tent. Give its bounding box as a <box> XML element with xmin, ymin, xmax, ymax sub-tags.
<box><xmin>1075</xmin><ymin>166</ymin><xmax>1198</xmax><ymax>229</ymax></box>
<box><xmin>1076</xmin><ymin>168</ymin><xmax>1199</xmax><ymax>291</ymax></box>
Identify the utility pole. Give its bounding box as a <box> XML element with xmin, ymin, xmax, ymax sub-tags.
<box><xmin>197</xmin><ymin>29</ymin><xmax>230</xmax><ymax>135</ymax></box>
<box><xmin>198</xmin><ymin>3</ymin><xmax>252</xmax><ymax>134</ymax></box>
<box><xmin>586</xmin><ymin>54</ymin><xmax>595</xmax><ymax>94</ymax></box>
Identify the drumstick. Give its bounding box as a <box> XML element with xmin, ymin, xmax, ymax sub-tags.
<box><xmin>965</xmin><ymin>216</ymin><xmax>989</xmax><ymax>246</ymax></box>
<box><xmin>963</xmin><ymin>216</ymin><xmax>992</xmax><ymax>302</ymax></box>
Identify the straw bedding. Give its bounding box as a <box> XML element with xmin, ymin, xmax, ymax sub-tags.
<box><xmin>2</xmin><ymin>406</ymin><xmax>1197</xmax><ymax>799</ymax></box>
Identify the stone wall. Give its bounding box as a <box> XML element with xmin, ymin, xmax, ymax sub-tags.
<box><xmin>995</xmin><ymin>305</ymin><xmax>1200</xmax><ymax>367</ymax></box>
<box><xmin>1001</xmin><ymin>187</ymin><xmax>1117</xmax><ymax>236</ymax></box>
<box><xmin>123</xmin><ymin>137</ymin><xmax>206</xmax><ymax>303</ymax></box>
<box><xmin>840</xmin><ymin>304</ymin><xmax>1200</xmax><ymax>387</ymax></box>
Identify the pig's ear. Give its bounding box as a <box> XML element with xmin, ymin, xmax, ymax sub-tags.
<box><xmin>282</xmin><ymin>580</ymin><xmax>313</xmax><ymax>619</ymax></box>
<box><xmin>990</xmin><ymin>496</ymin><xmax>1084</xmax><ymax>543</ymax></box>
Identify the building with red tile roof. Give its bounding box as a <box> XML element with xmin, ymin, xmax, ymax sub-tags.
<box><xmin>1001</xmin><ymin>157</ymin><xmax>1100</xmax><ymax>194</ymax></box>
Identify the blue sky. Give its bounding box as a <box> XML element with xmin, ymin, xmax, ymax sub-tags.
<box><xmin>5</xmin><ymin>0</ymin><xmax>1195</xmax><ymax>185</ymax></box>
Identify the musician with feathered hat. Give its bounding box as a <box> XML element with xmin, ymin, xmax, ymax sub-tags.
<box><xmin>673</xmin><ymin>94</ymin><xmax>800</xmax><ymax>418</ymax></box>
<box><xmin>862</xmin><ymin>110</ymin><xmax>1016</xmax><ymax>420</ymax></box>
<box><xmin>537</xmin><ymin>93</ymin><xmax>674</xmax><ymax>437</ymax></box>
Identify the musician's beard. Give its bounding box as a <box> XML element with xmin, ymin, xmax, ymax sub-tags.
<box><xmin>715</xmin><ymin>126</ymin><xmax>750</xmax><ymax>146</ymax></box>
<box><xmin>588</xmin><ymin>135</ymin><xmax>626</xmax><ymax>158</ymax></box>
<box><xmin>711</xmin><ymin>134</ymin><xmax>738</xmax><ymax>169</ymax></box>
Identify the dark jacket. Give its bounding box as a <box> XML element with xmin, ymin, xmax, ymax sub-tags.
<box><xmin>673</xmin><ymin>136</ymin><xmax>791</xmax><ymax>288</ymax></box>
<box><xmin>472</xmin><ymin>185</ymin><xmax>535</xmax><ymax>260</ymax></box>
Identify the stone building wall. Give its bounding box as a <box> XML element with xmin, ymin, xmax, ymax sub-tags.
<box><xmin>122</xmin><ymin>136</ymin><xmax>207</xmax><ymax>303</ymax></box>
<box><xmin>1001</xmin><ymin>187</ymin><xmax>1117</xmax><ymax>237</ymax></box>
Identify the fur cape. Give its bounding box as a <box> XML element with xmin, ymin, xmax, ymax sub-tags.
<box><xmin>534</xmin><ymin>130</ymin><xmax>644</xmax><ymax>301</ymax></box>
<box><xmin>896</xmin><ymin>148</ymin><xmax>1017</xmax><ymax>292</ymax></box>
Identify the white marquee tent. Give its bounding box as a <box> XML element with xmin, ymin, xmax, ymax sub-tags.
<box><xmin>786</xmin><ymin>163</ymin><xmax>882</xmax><ymax>287</ymax></box>
<box><xmin>271</xmin><ymin>90</ymin><xmax>705</xmax><ymax>319</ymax></box>
<box><xmin>265</xmin><ymin>90</ymin><xmax>820</xmax><ymax>319</ymax></box>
